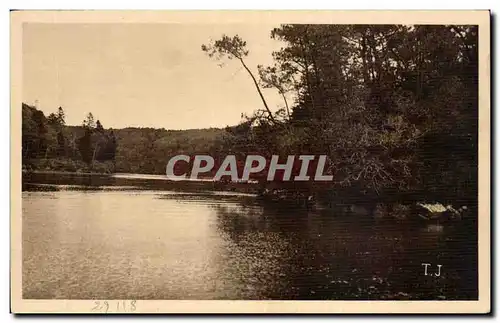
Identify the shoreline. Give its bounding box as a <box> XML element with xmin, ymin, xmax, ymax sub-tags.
<box><xmin>22</xmin><ymin>170</ymin><xmax>262</xmax><ymax>195</ymax></box>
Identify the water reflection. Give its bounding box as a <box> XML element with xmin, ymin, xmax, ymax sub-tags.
<box><xmin>22</xmin><ymin>190</ymin><xmax>477</xmax><ymax>300</ymax></box>
<box><xmin>210</xmin><ymin>200</ymin><xmax>477</xmax><ymax>300</ymax></box>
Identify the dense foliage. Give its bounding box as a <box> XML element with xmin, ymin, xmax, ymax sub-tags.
<box><xmin>202</xmin><ymin>24</ymin><xmax>478</xmax><ymax>206</ymax></box>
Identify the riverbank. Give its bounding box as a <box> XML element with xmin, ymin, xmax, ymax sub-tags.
<box><xmin>22</xmin><ymin>171</ymin><xmax>261</xmax><ymax>194</ymax></box>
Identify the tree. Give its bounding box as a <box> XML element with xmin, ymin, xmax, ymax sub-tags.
<box><xmin>79</xmin><ymin>113</ymin><xmax>101</xmax><ymax>165</ymax></box>
<box><xmin>22</xmin><ymin>103</ymin><xmax>48</xmax><ymax>160</ymax></box>
<box><xmin>257</xmin><ymin>64</ymin><xmax>294</xmax><ymax>120</ymax></box>
<box><xmin>83</xmin><ymin>112</ymin><xmax>95</xmax><ymax>129</ymax></box>
<box><xmin>96</xmin><ymin>120</ymin><xmax>104</xmax><ymax>132</ymax></box>
<box><xmin>46</xmin><ymin>107</ymin><xmax>67</xmax><ymax>157</ymax></box>
<box><xmin>202</xmin><ymin>35</ymin><xmax>276</xmax><ymax>124</ymax></box>
<box><xmin>77</xmin><ymin>128</ymin><xmax>93</xmax><ymax>164</ymax></box>
<box><xmin>105</xmin><ymin>130</ymin><xmax>117</xmax><ymax>161</ymax></box>
<box><xmin>48</xmin><ymin>107</ymin><xmax>65</xmax><ymax>127</ymax></box>
<box><xmin>56</xmin><ymin>130</ymin><xmax>66</xmax><ymax>156</ymax></box>
<box><xmin>47</xmin><ymin>113</ymin><xmax>59</xmax><ymax>127</ymax></box>
<box><xmin>57</xmin><ymin>107</ymin><xmax>66</xmax><ymax>126</ymax></box>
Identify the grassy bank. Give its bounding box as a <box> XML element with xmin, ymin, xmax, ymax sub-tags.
<box><xmin>23</xmin><ymin>158</ymin><xmax>115</xmax><ymax>174</ymax></box>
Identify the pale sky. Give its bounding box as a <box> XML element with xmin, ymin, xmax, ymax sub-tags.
<box><xmin>23</xmin><ymin>23</ymin><xmax>287</xmax><ymax>130</ymax></box>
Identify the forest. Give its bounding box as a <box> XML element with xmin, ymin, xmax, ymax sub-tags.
<box><xmin>22</xmin><ymin>103</ymin><xmax>225</xmax><ymax>174</ymax></box>
<box><xmin>22</xmin><ymin>24</ymin><xmax>478</xmax><ymax>209</ymax></box>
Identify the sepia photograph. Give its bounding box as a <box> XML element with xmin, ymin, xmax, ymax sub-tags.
<box><xmin>10</xmin><ymin>10</ymin><xmax>490</xmax><ymax>314</ymax></box>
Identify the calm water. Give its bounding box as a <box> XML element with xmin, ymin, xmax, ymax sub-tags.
<box><xmin>22</xmin><ymin>188</ymin><xmax>477</xmax><ymax>300</ymax></box>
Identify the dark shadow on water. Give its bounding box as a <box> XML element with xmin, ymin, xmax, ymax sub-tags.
<box><xmin>209</xmin><ymin>198</ymin><xmax>478</xmax><ymax>300</ymax></box>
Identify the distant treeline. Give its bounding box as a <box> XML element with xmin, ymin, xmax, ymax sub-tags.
<box><xmin>22</xmin><ymin>103</ymin><xmax>225</xmax><ymax>174</ymax></box>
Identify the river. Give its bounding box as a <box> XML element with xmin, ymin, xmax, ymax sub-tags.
<box><xmin>22</xmin><ymin>179</ymin><xmax>477</xmax><ymax>300</ymax></box>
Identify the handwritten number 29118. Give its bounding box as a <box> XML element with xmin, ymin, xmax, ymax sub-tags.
<box><xmin>92</xmin><ymin>300</ymin><xmax>136</xmax><ymax>313</ymax></box>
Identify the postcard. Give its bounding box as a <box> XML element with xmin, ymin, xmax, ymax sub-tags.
<box><xmin>11</xmin><ymin>10</ymin><xmax>491</xmax><ymax>314</ymax></box>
